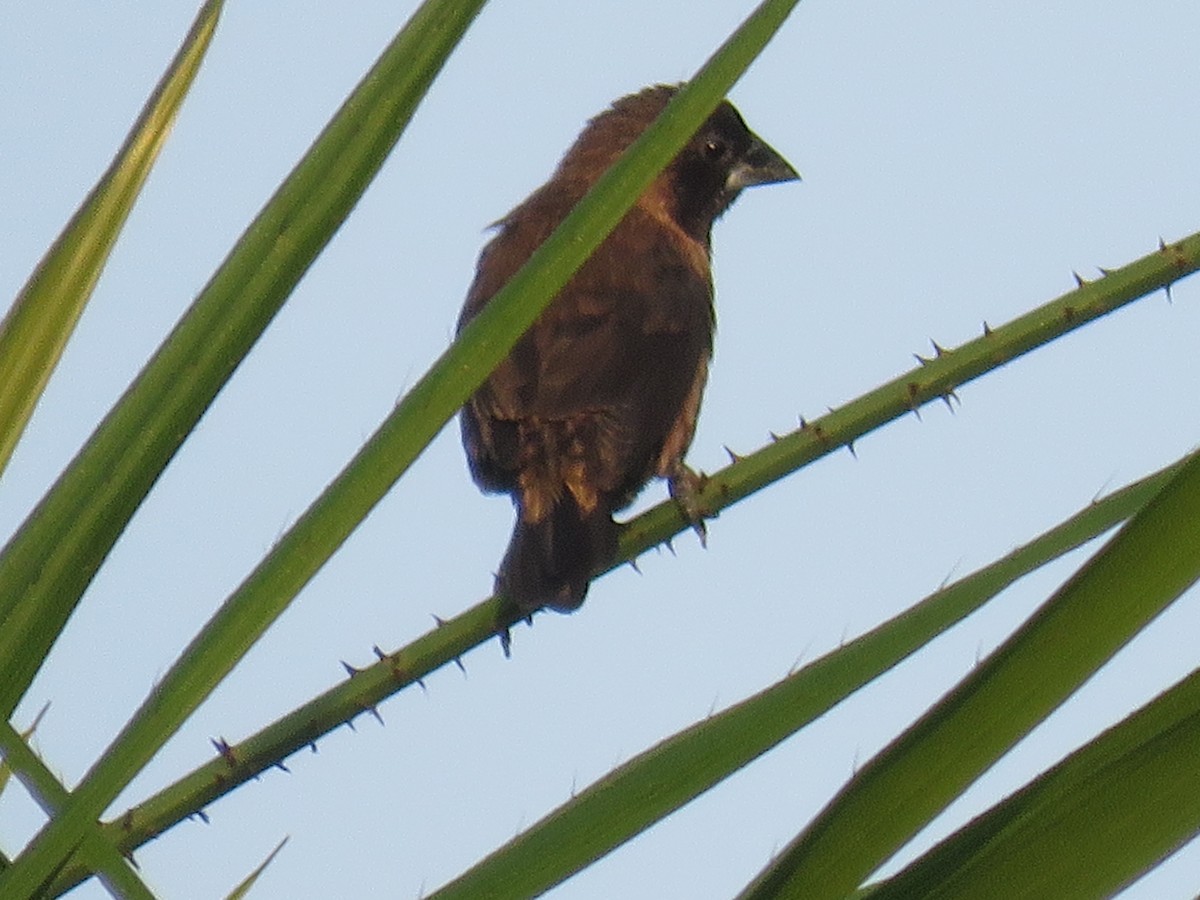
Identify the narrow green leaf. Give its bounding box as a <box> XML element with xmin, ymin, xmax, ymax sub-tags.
<box><xmin>0</xmin><ymin>719</ymin><xmax>156</xmax><ymax>899</ymax></box>
<box><xmin>0</xmin><ymin>0</ymin><xmax>485</xmax><ymax>721</ymax></box>
<box><xmin>0</xmin><ymin>0</ymin><xmax>487</xmax><ymax>893</ymax></box>
<box><xmin>426</xmin><ymin>464</ymin><xmax>1169</xmax><ymax>899</ymax></box>
<box><xmin>871</xmin><ymin>668</ymin><xmax>1200</xmax><ymax>899</ymax></box>
<box><xmin>0</xmin><ymin>702</ymin><xmax>48</xmax><ymax>797</ymax></box>
<box><xmin>224</xmin><ymin>837</ymin><xmax>288</xmax><ymax>900</ymax></box>
<box><xmin>738</xmin><ymin>447</ymin><xmax>1200</xmax><ymax>899</ymax></box>
<box><xmin>0</xmin><ymin>0</ymin><xmax>222</xmax><ymax>478</ymax></box>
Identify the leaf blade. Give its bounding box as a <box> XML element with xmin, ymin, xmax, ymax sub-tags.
<box><xmin>739</xmin><ymin>448</ymin><xmax>1200</xmax><ymax>898</ymax></box>
<box><xmin>0</xmin><ymin>0</ymin><xmax>223</xmax><ymax>478</ymax></box>
<box><xmin>0</xmin><ymin>0</ymin><xmax>486</xmax><ymax>720</ymax></box>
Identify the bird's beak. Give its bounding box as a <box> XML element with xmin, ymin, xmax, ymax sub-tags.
<box><xmin>727</xmin><ymin>132</ymin><xmax>800</xmax><ymax>191</ymax></box>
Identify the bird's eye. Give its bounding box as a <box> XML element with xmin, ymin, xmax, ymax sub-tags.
<box><xmin>703</xmin><ymin>138</ymin><xmax>727</xmax><ymax>160</ymax></box>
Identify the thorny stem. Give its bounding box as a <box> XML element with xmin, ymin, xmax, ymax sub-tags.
<box><xmin>47</xmin><ymin>232</ymin><xmax>1200</xmax><ymax>894</ymax></box>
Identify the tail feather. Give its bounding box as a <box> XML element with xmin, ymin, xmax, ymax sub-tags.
<box><xmin>497</xmin><ymin>494</ymin><xmax>617</xmax><ymax>615</ymax></box>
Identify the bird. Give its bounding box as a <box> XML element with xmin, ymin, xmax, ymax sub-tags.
<box><xmin>458</xmin><ymin>83</ymin><xmax>798</xmax><ymax>618</ymax></box>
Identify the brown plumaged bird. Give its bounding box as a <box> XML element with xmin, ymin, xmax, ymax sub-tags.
<box><xmin>458</xmin><ymin>84</ymin><xmax>798</xmax><ymax>616</ymax></box>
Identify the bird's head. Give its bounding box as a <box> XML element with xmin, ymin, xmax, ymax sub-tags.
<box><xmin>557</xmin><ymin>84</ymin><xmax>799</xmax><ymax>241</ymax></box>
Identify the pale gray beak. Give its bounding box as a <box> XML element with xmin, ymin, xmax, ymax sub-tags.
<box><xmin>727</xmin><ymin>132</ymin><xmax>800</xmax><ymax>191</ymax></box>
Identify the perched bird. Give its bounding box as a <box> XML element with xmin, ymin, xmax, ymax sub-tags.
<box><xmin>459</xmin><ymin>83</ymin><xmax>798</xmax><ymax>617</ymax></box>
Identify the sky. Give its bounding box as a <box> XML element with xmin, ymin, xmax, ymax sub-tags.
<box><xmin>3</xmin><ymin>1</ymin><xmax>1200</xmax><ymax>897</ymax></box>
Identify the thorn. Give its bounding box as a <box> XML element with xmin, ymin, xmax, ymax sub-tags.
<box><xmin>1072</xmin><ymin>270</ymin><xmax>1088</xmax><ymax>288</ymax></box>
<box><xmin>275</xmin><ymin>761</ymin><xmax>291</xmax><ymax>774</ymax></box>
<box><xmin>798</xmin><ymin>415</ymin><xmax>809</xmax><ymax>429</ymax></box>
<box><xmin>211</xmin><ymin>738</ymin><xmax>237</xmax><ymax>767</ymax></box>
<box><xmin>1097</xmin><ymin>266</ymin><xmax>1113</xmax><ymax>276</ymax></box>
<box><xmin>369</xmin><ymin>706</ymin><xmax>385</xmax><ymax>726</ymax></box>
<box><xmin>417</xmin><ymin>678</ymin><xmax>427</xmax><ymax>692</ymax></box>
<box><xmin>930</xmin><ymin>340</ymin><xmax>947</xmax><ymax>357</ymax></box>
<box><xmin>665</xmin><ymin>537</ymin><xmax>676</xmax><ymax>556</ymax></box>
<box><xmin>941</xmin><ymin>392</ymin><xmax>957</xmax><ymax>413</ymax></box>
<box><xmin>373</xmin><ymin>645</ymin><xmax>387</xmax><ymax>660</ymax></box>
<box><xmin>497</xmin><ymin>626</ymin><xmax>512</xmax><ymax>658</ymax></box>
<box><xmin>1159</xmin><ymin>236</ymin><xmax>1169</xmax><ymax>251</ymax></box>
<box><xmin>431</xmin><ymin>614</ymin><xmax>447</xmax><ymax>628</ymax></box>
<box><xmin>346</xmin><ymin>719</ymin><xmax>357</xmax><ymax>733</ymax></box>
<box><xmin>913</xmin><ymin>352</ymin><xmax>931</xmax><ymax>367</ymax></box>
<box><xmin>627</xmin><ymin>558</ymin><xmax>642</xmax><ymax>575</ymax></box>
<box><xmin>911</xmin><ymin>405</ymin><xmax>923</xmax><ymax>422</ymax></box>
<box><xmin>768</xmin><ymin>431</ymin><xmax>780</xmax><ymax>442</ymax></box>
<box><xmin>982</xmin><ymin>321</ymin><xmax>993</xmax><ymax>336</ymax></box>
<box><xmin>846</xmin><ymin>441</ymin><xmax>857</xmax><ymax>459</ymax></box>
<box><xmin>196</xmin><ymin>809</ymin><xmax>210</xmax><ymax>825</ymax></box>
<box><xmin>341</xmin><ymin>661</ymin><xmax>359</xmax><ymax>678</ymax></box>
<box><xmin>454</xmin><ymin>657</ymin><xmax>467</xmax><ymax>676</ymax></box>
<box><xmin>723</xmin><ymin>444</ymin><xmax>742</xmax><ymax>463</ymax></box>
<box><xmin>309</xmin><ymin>742</ymin><xmax>318</xmax><ymax>754</ymax></box>
<box><xmin>1165</xmin><ymin>283</ymin><xmax>1174</xmax><ymax>304</ymax></box>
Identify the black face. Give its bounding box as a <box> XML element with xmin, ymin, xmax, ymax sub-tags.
<box><xmin>669</xmin><ymin>102</ymin><xmax>798</xmax><ymax>240</ymax></box>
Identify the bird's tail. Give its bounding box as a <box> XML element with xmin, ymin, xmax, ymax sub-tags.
<box><xmin>497</xmin><ymin>493</ymin><xmax>618</xmax><ymax>616</ymax></box>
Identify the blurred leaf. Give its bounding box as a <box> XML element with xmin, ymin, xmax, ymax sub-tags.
<box><xmin>871</xmin><ymin>668</ymin><xmax>1200</xmax><ymax>898</ymax></box>
<box><xmin>0</xmin><ymin>715</ymin><xmax>156</xmax><ymax>898</ymax></box>
<box><xmin>738</xmin><ymin>447</ymin><xmax>1200</xmax><ymax>898</ymax></box>
<box><xmin>0</xmin><ymin>0</ymin><xmax>488</xmax><ymax>893</ymax></box>
<box><xmin>0</xmin><ymin>0</ymin><xmax>484</xmax><ymax>721</ymax></box>
<box><xmin>0</xmin><ymin>0</ymin><xmax>222</xmax><ymax>479</ymax></box>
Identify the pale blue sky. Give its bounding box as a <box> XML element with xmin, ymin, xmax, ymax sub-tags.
<box><xmin>3</xmin><ymin>2</ymin><xmax>1200</xmax><ymax>897</ymax></box>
